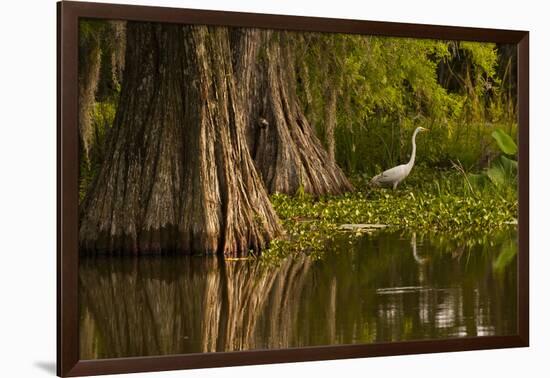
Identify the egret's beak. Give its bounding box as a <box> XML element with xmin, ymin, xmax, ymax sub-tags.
<box><xmin>422</xmin><ymin>127</ymin><xmax>430</xmax><ymax>132</ymax></box>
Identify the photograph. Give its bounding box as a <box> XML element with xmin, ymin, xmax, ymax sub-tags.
<box><xmin>75</xmin><ymin>17</ymin><xmax>520</xmax><ymax>360</ymax></box>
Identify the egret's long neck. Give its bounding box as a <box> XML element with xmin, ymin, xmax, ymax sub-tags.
<box><xmin>407</xmin><ymin>129</ymin><xmax>419</xmax><ymax>168</ymax></box>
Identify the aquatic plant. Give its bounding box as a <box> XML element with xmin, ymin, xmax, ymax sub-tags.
<box><xmin>265</xmin><ymin>169</ymin><xmax>517</xmax><ymax>261</ymax></box>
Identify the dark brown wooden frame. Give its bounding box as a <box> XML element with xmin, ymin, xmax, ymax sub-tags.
<box><xmin>57</xmin><ymin>1</ymin><xmax>529</xmax><ymax>376</ymax></box>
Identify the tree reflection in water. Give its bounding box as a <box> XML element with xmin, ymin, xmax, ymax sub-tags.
<box><xmin>79</xmin><ymin>230</ymin><xmax>517</xmax><ymax>359</ymax></box>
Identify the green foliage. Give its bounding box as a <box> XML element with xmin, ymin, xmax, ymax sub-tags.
<box><xmin>78</xmin><ymin>20</ymin><xmax>124</xmax><ymax>202</ymax></box>
<box><xmin>79</xmin><ymin>100</ymin><xmax>117</xmax><ymax>202</ymax></box>
<box><xmin>460</xmin><ymin>41</ymin><xmax>499</xmax><ymax>77</ymax></box>
<box><xmin>295</xmin><ymin>33</ymin><xmax>517</xmax><ymax>173</ymax></box>
<box><xmin>491</xmin><ymin>128</ymin><xmax>518</xmax><ymax>155</ymax></box>
<box><xmin>265</xmin><ymin>168</ymin><xmax>517</xmax><ymax>261</ymax></box>
<box><xmin>486</xmin><ymin>156</ymin><xmax>517</xmax><ymax>187</ymax></box>
<box><xmin>463</xmin><ymin>128</ymin><xmax>517</xmax><ymax>198</ymax></box>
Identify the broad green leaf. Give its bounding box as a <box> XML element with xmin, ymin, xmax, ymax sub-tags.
<box><xmin>499</xmin><ymin>155</ymin><xmax>518</xmax><ymax>181</ymax></box>
<box><xmin>491</xmin><ymin>129</ymin><xmax>517</xmax><ymax>155</ymax></box>
<box><xmin>499</xmin><ymin>155</ymin><xmax>518</xmax><ymax>172</ymax></box>
<box><xmin>486</xmin><ymin>166</ymin><xmax>506</xmax><ymax>187</ymax></box>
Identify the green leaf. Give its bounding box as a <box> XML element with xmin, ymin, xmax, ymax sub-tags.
<box><xmin>491</xmin><ymin>129</ymin><xmax>517</xmax><ymax>155</ymax></box>
<box><xmin>486</xmin><ymin>166</ymin><xmax>506</xmax><ymax>187</ymax></box>
<box><xmin>499</xmin><ymin>155</ymin><xmax>518</xmax><ymax>172</ymax></box>
<box><xmin>486</xmin><ymin>155</ymin><xmax>517</xmax><ymax>189</ymax></box>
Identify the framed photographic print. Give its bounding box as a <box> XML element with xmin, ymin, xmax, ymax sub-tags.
<box><xmin>57</xmin><ymin>1</ymin><xmax>529</xmax><ymax>376</ymax></box>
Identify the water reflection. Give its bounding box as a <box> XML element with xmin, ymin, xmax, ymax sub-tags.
<box><xmin>79</xmin><ymin>229</ymin><xmax>517</xmax><ymax>359</ymax></box>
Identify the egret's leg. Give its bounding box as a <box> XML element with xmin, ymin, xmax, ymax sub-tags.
<box><xmin>393</xmin><ymin>181</ymin><xmax>398</xmax><ymax>190</ymax></box>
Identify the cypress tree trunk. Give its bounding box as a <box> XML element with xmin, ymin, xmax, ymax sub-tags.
<box><xmin>230</xmin><ymin>28</ymin><xmax>262</xmax><ymax>150</ymax></box>
<box><xmin>79</xmin><ymin>23</ymin><xmax>282</xmax><ymax>256</ymax></box>
<box><xmin>235</xmin><ymin>31</ymin><xmax>353</xmax><ymax>196</ymax></box>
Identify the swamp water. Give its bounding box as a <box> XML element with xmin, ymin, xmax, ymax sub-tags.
<box><xmin>79</xmin><ymin>228</ymin><xmax>517</xmax><ymax>359</ymax></box>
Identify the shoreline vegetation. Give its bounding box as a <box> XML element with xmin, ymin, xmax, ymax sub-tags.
<box><xmin>77</xmin><ymin>21</ymin><xmax>518</xmax><ymax>257</ymax></box>
<box><xmin>264</xmin><ymin>167</ymin><xmax>517</xmax><ymax>262</ymax></box>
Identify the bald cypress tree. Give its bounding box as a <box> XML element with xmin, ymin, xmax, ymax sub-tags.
<box><xmin>79</xmin><ymin>23</ymin><xmax>282</xmax><ymax>256</ymax></box>
<box><xmin>232</xmin><ymin>30</ymin><xmax>353</xmax><ymax>196</ymax></box>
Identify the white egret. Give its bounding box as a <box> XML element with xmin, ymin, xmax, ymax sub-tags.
<box><xmin>370</xmin><ymin>126</ymin><xmax>429</xmax><ymax>189</ymax></box>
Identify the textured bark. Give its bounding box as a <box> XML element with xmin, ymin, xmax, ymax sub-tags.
<box><xmin>234</xmin><ymin>30</ymin><xmax>353</xmax><ymax>196</ymax></box>
<box><xmin>230</xmin><ymin>28</ymin><xmax>262</xmax><ymax>150</ymax></box>
<box><xmin>110</xmin><ymin>21</ymin><xmax>126</xmax><ymax>86</ymax></box>
<box><xmin>79</xmin><ymin>23</ymin><xmax>282</xmax><ymax>256</ymax></box>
